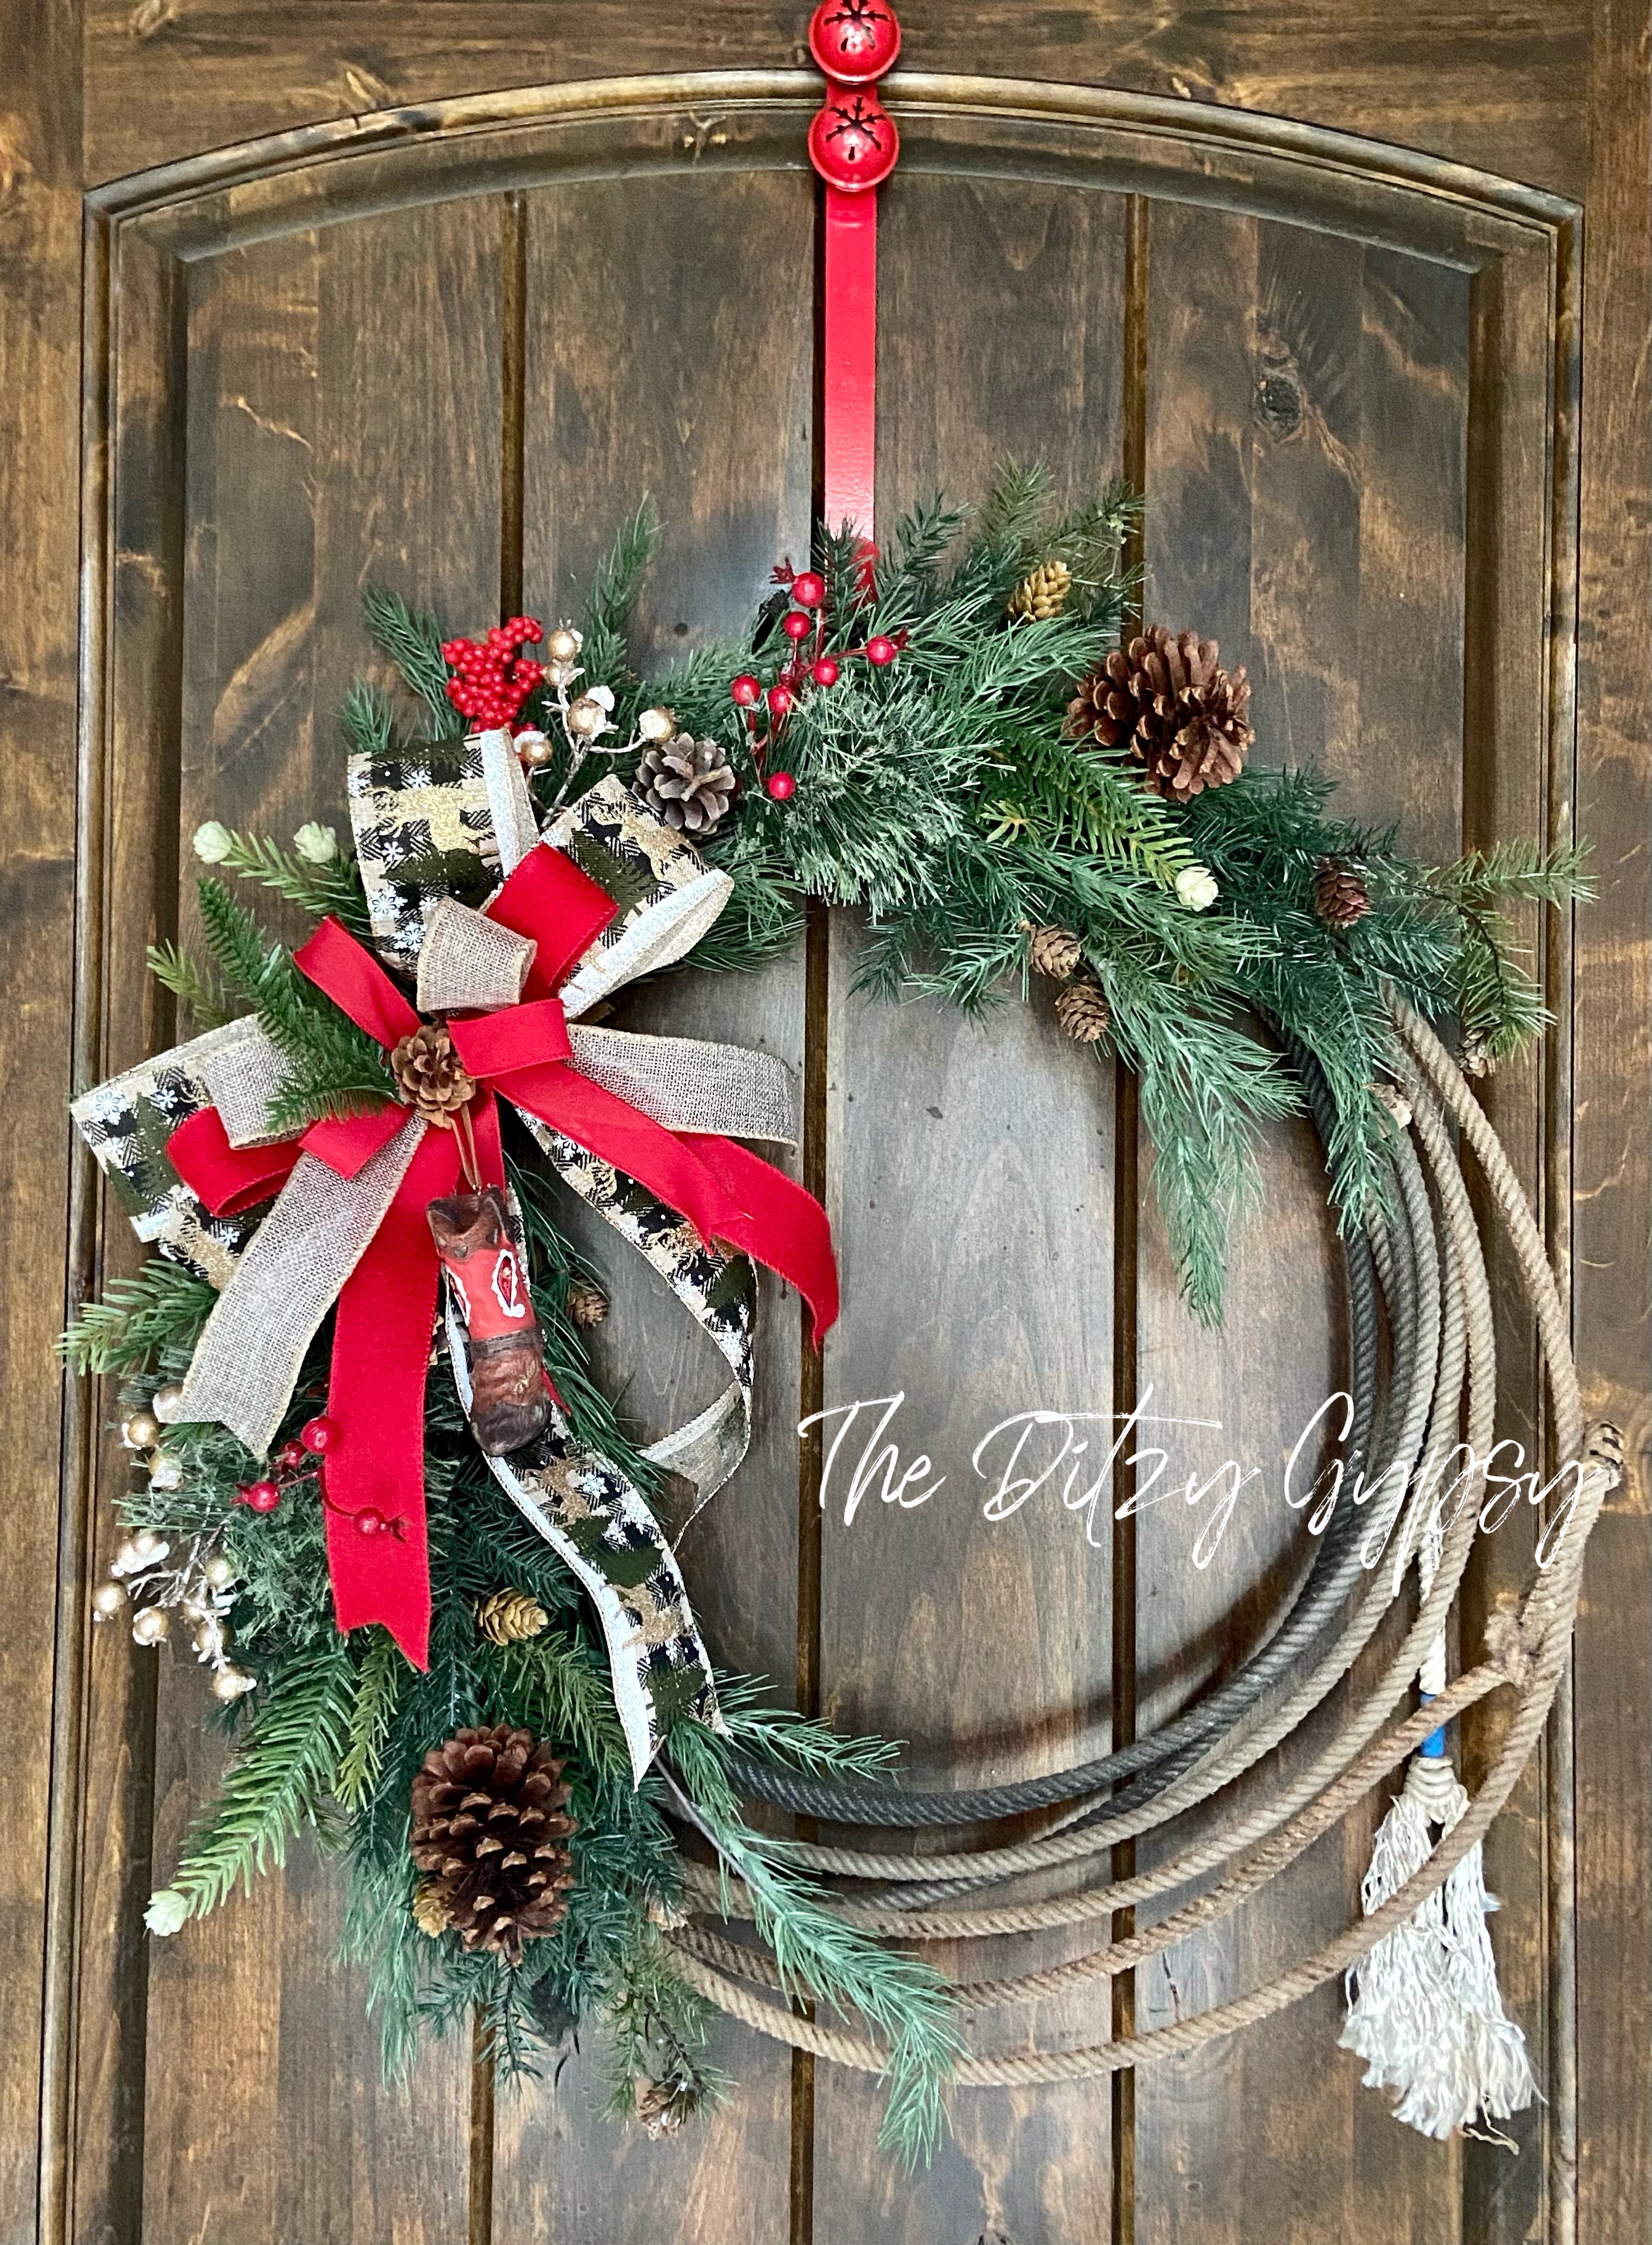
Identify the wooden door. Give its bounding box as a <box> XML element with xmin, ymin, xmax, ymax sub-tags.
<box><xmin>6</xmin><ymin>9</ymin><xmax>1645</xmax><ymax>2244</ymax></box>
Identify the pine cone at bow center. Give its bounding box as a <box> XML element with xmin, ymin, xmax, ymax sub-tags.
<box><xmin>1068</xmin><ymin>625</ymin><xmax>1253</xmax><ymax>803</ymax></box>
<box><xmin>390</xmin><ymin>1020</ymin><xmax>475</xmax><ymax>1126</ymax></box>
<box><xmin>410</xmin><ymin>1723</ymin><xmax>576</xmax><ymax>1960</ymax></box>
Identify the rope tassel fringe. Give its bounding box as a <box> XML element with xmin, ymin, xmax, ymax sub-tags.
<box><xmin>1341</xmin><ymin>1749</ymin><xmax>1536</xmax><ymax>2139</ymax></box>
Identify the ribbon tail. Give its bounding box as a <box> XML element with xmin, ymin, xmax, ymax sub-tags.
<box><xmin>321</xmin><ymin>1124</ymin><xmax>461</xmax><ymax>1669</ymax></box>
<box><xmin>689</xmin><ymin>1136</ymin><xmax>839</xmax><ymax>1347</ymax></box>
<box><xmin>447</xmin><ymin>1297</ymin><xmax>722</xmax><ymax>1783</ymax></box>
<box><xmin>157</xmin><ymin>1115</ymin><xmax>428</xmax><ymax>1450</ymax></box>
<box><xmin>500</xmin><ymin>1065</ymin><xmax>751</xmax><ymax>1249</ymax></box>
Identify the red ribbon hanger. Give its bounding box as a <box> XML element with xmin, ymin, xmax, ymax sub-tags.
<box><xmin>169</xmin><ymin>843</ymin><xmax>838</xmax><ymax>1668</ymax></box>
<box><xmin>807</xmin><ymin>1</ymin><xmax>901</xmax><ymax>538</ymax></box>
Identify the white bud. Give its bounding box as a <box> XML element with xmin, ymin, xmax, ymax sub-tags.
<box><xmin>1175</xmin><ymin>862</ymin><xmax>1219</xmax><ymax>912</ymax></box>
<box><xmin>131</xmin><ymin>1605</ymin><xmax>170</xmax><ymax>1646</ymax></box>
<box><xmin>203</xmin><ymin>1555</ymin><xmax>237</xmax><ymax>1591</ymax></box>
<box><xmin>147</xmin><ymin>1453</ymin><xmax>185</xmax><ymax>1493</ymax></box>
<box><xmin>192</xmin><ymin>820</ymin><xmax>234</xmax><ymax>864</ymax></box>
<box><xmin>587</xmin><ymin>683</ymin><xmax>615</xmax><ymax>712</ymax></box>
<box><xmin>145</xmin><ymin>1888</ymin><xmax>191</xmax><ymax>1937</ymax></box>
<box><xmin>637</xmin><ymin>707</ymin><xmax>675</xmax><ymax>743</ymax></box>
<box><xmin>293</xmin><ymin>821</ymin><xmax>338</xmax><ymax>864</ymax></box>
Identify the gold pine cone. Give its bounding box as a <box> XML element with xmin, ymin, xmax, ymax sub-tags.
<box><xmin>566</xmin><ymin>1280</ymin><xmax>609</xmax><ymax>1329</ymax></box>
<box><xmin>1054</xmin><ymin>977</ymin><xmax>1111</xmax><ymax>1045</ymax></box>
<box><xmin>1008</xmin><ymin>558</ymin><xmax>1073</xmax><ymax>622</ymax></box>
<box><xmin>1027</xmin><ymin>923</ymin><xmax>1084</xmax><ymax>980</ymax></box>
<box><xmin>412</xmin><ymin>1882</ymin><xmax>452</xmax><ymax>1938</ymax></box>
<box><xmin>477</xmin><ymin>1587</ymin><xmax>550</xmax><ymax>1645</ymax></box>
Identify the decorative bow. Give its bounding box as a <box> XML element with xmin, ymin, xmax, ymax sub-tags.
<box><xmin>159</xmin><ymin>840</ymin><xmax>837</xmax><ymax>1678</ymax></box>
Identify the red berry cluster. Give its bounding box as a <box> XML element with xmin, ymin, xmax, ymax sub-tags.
<box><xmin>236</xmin><ymin>1414</ymin><xmax>393</xmax><ymax>1538</ymax></box>
<box><xmin>441</xmin><ymin>616</ymin><xmax>546</xmax><ymax>729</ymax></box>
<box><xmin>731</xmin><ymin>558</ymin><xmax>905</xmax><ymax>800</ymax></box>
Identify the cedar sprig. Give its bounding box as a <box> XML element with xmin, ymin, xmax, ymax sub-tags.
<box><xmin>60</xmin><ymin>1261</ymin><xmax>217</xmax><ymax>1375</ymax></box>
<box><xmin>145</xmin><ymin>1638</ymin><xmax>356</xmax><ymax>1933</ymax></box>
<box><xmin>361</xmin><ymin>586</ymin><xmax>452</xmax><ymax>730</ymax></box>
<box><xmin>669</xmin><ymin>1717</ymin><xmax>963</xmax><ymax>2166</ymax></box>
<box><xmin>146</xmin><ymin>939</ymin><xmax>232</xmax><ymax>1030</ymax></box>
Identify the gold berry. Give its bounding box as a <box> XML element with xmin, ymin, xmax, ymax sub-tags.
<box><xmin>131</xmin><ymin>1606</ymin><xmax>170</xmax><ymax>1646</ymax></box>
<box><xmin>122</xmin><ymin>1410</ymin><xmax>161</xmax><ymax>1451</ymax></box>
<box><xmin>546</xmin><ymin>625</ymin><xmax>581</xmax><ymax>664</ymax></box>
<box><xmin>92</xmin><ymin>1582</ymin><xmax>128</xmax><ymax>1620</ymax></box>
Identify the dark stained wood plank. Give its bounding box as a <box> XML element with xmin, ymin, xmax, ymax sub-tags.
<box><xmin>810</xmin><ymin>161</ymin><xmax>1126</xmax><ymax>2245</ymax></box>
<box><xmin>63</xmin><ymin>217</ymin><xmax>189</xmax><ymax>2245</ymax></box>
<box><xmin>136</xmin><ymin>197</ymin><xmax>501</xmax><ymax>2245</ymax></box>
<box><xmin>1571</xmin><ymin>0</ymin><xmax>1650</xmax><ymax>2234</ymax></box>
<box><xmin>1133</xmin><ymin>201</ymin><xmax>1474</xmax><ymax>2245</ymax></box>
<box><xmin>5</xmin><ymin>0</ymin><xmax>85</xmax><ymax>2237</ymax></box>
<box><xmin>82</xmin><ymin>1</ymin><xmax>1592</xmax><ymax>206</ymax></box>
<box><xmin>491</xmin><ymin>161</ymin><xmax>814</xmax><ymax>2245</ymax></box>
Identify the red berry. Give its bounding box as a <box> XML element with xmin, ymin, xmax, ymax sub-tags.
<box><xmin>301</xmin><ymin>1415</ymin><xmax>341</xmax><ymax>1455</ymax></box>
<box><xmin>782</xmin><ymin>609</ymin><xmax>812</xmax><ymax>641</ymax></box>
<box><xmin>239</xmin><ymin>1479</ymin><xmax>281</xmax><ymax>1513</ymax></box>
<box><xmin>810</xmin><ymin>656</ymin><xmax>840</xmax><ymax>688</ymax></box>
<box><xmin>865</xmin><ymin>635</ymin><xmax>896</xmax><ymax>666</ymax></box>
<box><xmin>791</xmin><ymin>571</ymin><xmax>826</xmax><ymax>608</ymax></box>
<box><xmin>766</xmin><ymin>771</ymin><xmax>796</xmax><ymax>801</ymax></box>
<box><xmin>767</xmin><ymin>683</ymin><xmax>795</xmax><ymax>717</ymax></box>
<box><xmin>730</xmin><ymin>673</ymin><xmax>762</xmax><ymax>708</ymax></box>
<box><xmin>354</xmin><ymin>1507</ymin><xmax>386</xmax><ymax>1537</ymax></box>
<box><xmin>276</xmin><ymin>1440</ymin><xmax>307</xmax><ymax>1472</ymax></box>
<box><xmin>519</xmin><ymin>618</ymin><xmax>544</xmax><ymax>643</ymax></box>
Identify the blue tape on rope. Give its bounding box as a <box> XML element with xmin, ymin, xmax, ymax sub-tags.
<box><xmin>1419</xmin><ymin>1690</ymin><xmax>1447</xmax><ymax>1758</ymax></box>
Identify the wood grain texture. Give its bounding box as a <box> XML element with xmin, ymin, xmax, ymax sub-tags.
<box><xmin>135</xmin><ymin>198</ymin><xmax>500</xmax><ymax>2245</ymax></box>
<box><xmin>82</xmin><ymin>1</ymin><xmax>1595</xmax><ymax>205</ymax></box>
<box><xmin>22</xmin><ymin>11</ymin><xmax>1643</xmax><ymax>2243</ymax></box>
<box><xmin>4</xmin><ymin>1</ymin><xmax>84</xmax><ymax>2238</ymax></box>
<box><xmin>807</xmin><ymin>159</ymin><xmax>1127</xmax><ymax>2245</ymax></box>
<box><xmin>1132</xmin><ymin>202</ymin><xmax>1472</xmax><ymax>2245</ymax></box>
<box><xmin>1571</xmin><ymin>0</ymin><xmax>1652</xmax><ymax>2237</ymax></box>
<box><xmin>492</xmin><ymin>161</ymin><xmax>815</xmax><ymax>2245</ymax></box>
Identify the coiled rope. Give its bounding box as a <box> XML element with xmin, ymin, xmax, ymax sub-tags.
<box><xmin>664</xmin><ymin>998</ymin><xmax>1621</xmax><ymax>2088</ymax></box>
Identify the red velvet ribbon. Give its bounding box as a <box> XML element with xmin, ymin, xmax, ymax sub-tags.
<box><xmin>170</xmin><ymin>844</ymin><xmax>838</xmax><ymax>1667</ymax></box>
<box><xmin>822</xmin><ymin>183</ymin><xmax>878</xmax><ymax>538</ymax></box>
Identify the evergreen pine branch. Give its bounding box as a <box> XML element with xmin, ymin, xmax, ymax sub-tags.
<box><xmin>341</xmin><ymin>678</ymin><xmax>399</xmax><ymax>762</ymax></box>
<box><xmin>983</xmin><ymin>733</ymin><xmax>1192</xmax><ymax>884</ymax></box>
<box><xmin>1424</xmin><ymin>839</ymin><xmax>1594</xmax><ymax>910</ymax></box>
<box><xmin>60</xmin><ymin>1262</ymin><xmax>217</xmax><ymax>1375</ymax></box>
<box><xmin>709</xmin><ymin>1677</ymin><xmax>904</xmax><ymax>1781</ymax></box>
<box><xmin>362</xmin><ymin>585</ymin><xmax>452</xmax><ymax>728</ymax></box>
<box><xmin>600</xmin><ymin>1919</ymin><xmax>727</xmax><ymax>2126</ymax></box>
<box><xmin>972</xmin><ymin>458</ymin><xmax>1053</xmax><ymax>554</ymax></box>
<box><xmin>669</xmin><ymin>1721</ymin><xmax>962</xmax><ymax>2165</ymax></box>
<box><xmin>197</xmin><ymin>874</ymin><xmax>271</xmax><ymax>1009</ymax></box>
<box><xmin>146</xmin><ymin>940</ymin><xmax>232</xmax><ymax>1030</ymax></box>
<box><xmin>215</xmin><ymin>827</ymin><xmax>374</xmax><ymax>938</ymax></box>
<box><xmin>581</xmin><ymin>497</ymin><xmax>661</xmax><ymax>699</ymax></box>
<box><xmin>146</xmin><ymin>1640</ymin><xmax>356</xmax><ymax>1932</ymax></box>
<box><xmin>336</xmin><ymin>1629</ymin><xmax>403</xmax><ymax>1812</ymax></box>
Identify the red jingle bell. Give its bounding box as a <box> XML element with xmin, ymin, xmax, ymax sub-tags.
<box><xmin>808</xmin><ymin>0</ymin><xmax>901</xmax><ymax>84</ymax></box>
<box><xmin>807</xmin><ymin>88</ymin><xmax>899</xmax><ymax>193</ymax></box>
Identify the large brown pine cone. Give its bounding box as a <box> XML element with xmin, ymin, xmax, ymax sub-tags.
<box><xmin>410</xmin><ymin>1724</ymin><xmax>576</xmax><ymax>1962</ymax></box>
<box><xmin>1067</xmin><ymin>626</ymin><xmax>1252</xmax><ymax>803</ymax></box>
<box><xmin>634</xmin><ymin>733</ymin><xmax>737</xmax><ymax>835</ymax></box>
<box><xmin>1312</xmin><ymin>856</ymin><xmax>1372</xmax><ymax>929</ymax></box>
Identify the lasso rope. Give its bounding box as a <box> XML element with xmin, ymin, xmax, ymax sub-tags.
<box><xmin>666</xmin><ymin>1002</ymin><xmax>1617</xmax><ymax>2095</ymax></box>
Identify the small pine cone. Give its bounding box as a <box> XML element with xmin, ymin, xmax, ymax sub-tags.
<box><xmin>1008</xmin><ymin>557</ymin><xmax>1073</xmax><ymax>622</ymax></box>
<box><xmin>410</xmin><ymin>1724</ymin><xmax>577</xmax><ymax>1963</ymax></box>
<box><xmin>634</xmin><ymin>733</ymin><xmax>737</xmax><ymax>836</ymax></box>
<box><xmin>412</xmin><ymin>1882</ymin><xmax>452</xmax><ymax>1938</ymax></box>
<box><xmin>1313</xmin><ymin>856</ymin><xmax>1372</xmax><ymax>929</ymax></box>
<box><xmin>566</xmin><ymin>1279</ymin><xmax>609</xmax><ymax>1329</ymax></box>
<box><xmin>1054</xmin><ymin>976</ymin><xmax>1111</xmax><ymax>1045</ymax></box>
<box><xmin>634</xmin><ymin>2074</ymin><xmax>698</xmax><ymax>2139</ymax></box>
<box><xmin>390</xmin><ymin>1022</ymin><xmax>475</xmax><ymax>1127</ymax></box>
<box><xmin>1459</xmin><ymin>1030</ymin><xmax>1496</xmax><ymax>1080</ymax></box>
<box><xmin>477</xmin><ymin>1587</ymin><xmax>549</xmax><ymax>1645</ymax></box>
<box><xmin>1067</xmin><ymin>625</ymin><xmax>1252</xmax><ymax>803</ymax></box>
<box><xmin>1027</xmin><ymin>923</ymin><xmax>1084</xmax><ymax>980</ymax></box>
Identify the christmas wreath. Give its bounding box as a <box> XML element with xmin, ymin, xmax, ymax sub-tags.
<box><xmin>67</xmin><ymin>468</ymin><xmax>1602</xmax><ymax>2159</ymax></box>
